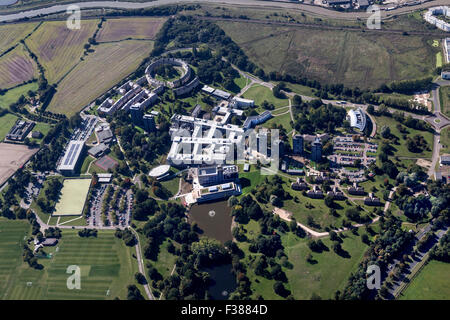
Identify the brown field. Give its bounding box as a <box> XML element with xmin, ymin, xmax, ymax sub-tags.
<box><xmin>0</xmin><ymin>44</ymin><xmax>38</xmax><ymax>89</ymax></box>
<box><xmin>96</xmin><ymin>17</ymin><xmax>166</xmax><ymax>42</ymax></box>
<box><xmin>0</xmin><ymin>143</ymin><xmax>38</xmax><ymax>186</ymax></box>
<box><xmin>25</xmin><ymin>20</ymin><xmax>99</xmax><ymax>84</ymax></box>
<box><xmin>0</xmin><ymin>22</ymin><xmax>38</xmax><ymax>55</ymax></box>
<box><xmin>47</xmin><ymin>40</ymin><xmax>154</xmax><ymax>116</ymax></box>
<box><xmin>217</xmin><ymin>22</ymin><xmax>437</xmax><ymax>89</ymax></box>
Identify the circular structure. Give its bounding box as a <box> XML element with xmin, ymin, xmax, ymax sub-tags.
<box><xmin>149</xmin><ymin>164</ymin><xmax>171</xmax><ymax>179</ymax></box>
<box><xmin>145</xmin><ymin>57</ymin><xmax>192</xmax><ymax>88</ymax></box>
<box><xmin>222</xmin><ymin>290</ymin><xmax>228</xmax><ymax>297</ymax></box>
<box><xmin>208</xmin><ymin>210</ymin><xmax>216</xmax><ymax>218</ymax></box>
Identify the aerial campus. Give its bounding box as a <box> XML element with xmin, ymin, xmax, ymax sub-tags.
<box><xmin>0</xmin><ymin>0</ymin><xmax>449</xmax><ymax>304</ymax></box>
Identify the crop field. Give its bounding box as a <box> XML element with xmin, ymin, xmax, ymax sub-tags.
<box><xmin>400</xmin><ymin>260</ymin><xmax>450</xmax><ymax>300</ymax></box>
<box><xmin>0</xmin><ymin>44</ymin><xmax>38</xmax><ymax>89</ymax></box>
<box><xmin>0</xmin><ymin>22</ymin><xmax>38</xmax><ymax>55</ymax></box>
<box><xmin>0</xmin><ymin>143</ymin><xmax>38</xmax><ymax>186</ymax></box>
<box><xmin>47</xmin><ymin>40</ymin><xmax>154</xmax><ymax>116</ymax></box>
<box><xmin>0</xmin><ymin>219</ymin><xmax>30</xmax><ymax>300</ymax></box>
<box><xmin>3</xmin><ymin>230</ymin><xmax>137</xmax><ymax>300</ymax></box>
<box><xmin>217</xmin><ymin>22</ymin><xmax>438</xmax><ymax>89</ymax></box>
<box><xmin>96</xmin><ymin>17</ymin><xmax>166</xmax><ymax>42</ymax></box>
<box><xmin>0</xmin><ymin>113</ymin><xmax>18</xmax><ymax>141</ymax></box>
<box><xmin>53</xmin><ymin>178</ymin><xmax>92</xmax><ymax>216</ymax></box>
<box><xmin>25</xmin><ymin>20</ymin><xmax>99</xmax><ymax>84</ymax></box>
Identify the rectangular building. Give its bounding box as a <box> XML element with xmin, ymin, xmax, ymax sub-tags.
<box><xmin>57</xmin><ymin>141</ymin><xmax>84</xmax><ymax>175</ymax></box>
<box><xmin>293</xmin><ymin>134</ymin><xmax>304</xmax><ymax>155</ymax></box>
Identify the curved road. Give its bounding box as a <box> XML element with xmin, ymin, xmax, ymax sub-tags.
<box><xmin>1</xmin><ymin>0</ymin><xmax>450</xmax><ymax>22</ymax></box>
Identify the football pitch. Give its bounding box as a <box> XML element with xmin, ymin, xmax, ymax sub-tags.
<box><xmin>53</xmin><ymin>179</ymin><xmax>92</xmax><ymax>216</ymax></box>
<box><xmin>2</xmin><ymin>230</ymin><xmax>137</xmax><ymax>300</ymax></box>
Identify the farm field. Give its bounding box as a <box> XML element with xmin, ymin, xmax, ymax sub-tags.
<box><xmin>47</xmin><ymin>40</ymin><xmax>154</xmax><ymax>116</ymax></box>
<box><xmin>217</xmin><ymin>22</ymin><xmax>438</xmax><ymax>89</ymax></box>
<box><xmin>96</xmin><ymin>17</ymin><xmax>166</xmax><ymax>42</ymax></box>
<box><xmin>0</xmin><ymin>22</ymin><xmax>38</xmax><ymax>55</ymax></box>
<box><xmin>242</xmin><ymin>84</ymin><xmax>289</xmax><ymax>108</ymax></box>
<box><xmin>25</xmin><ymin>20</ymin><xmax>99</xmax><ymax>84</ymax></box>
<box><xmin>440</xmin><ymin>85</ymin><xmax>450</xmax><ymax>118</ymax></box>
<box><xmin>53</xmin><ymin>178</ymin><xmax>92</xmax><ymax>216</ymax></box>
<box><xmin>400</xmin><ymin>260</ymin><xmax>450</xmax><ymax>300</ymax></box>
<box><xmin>0</xmin><ymin>219</ymin><xmax>30</xmax><ymax>300</ymax></box>
<box><xmin>3</xmin><ymin>230</ymin><xmax>137</xmax><ymax>300</ymax></box>
<box><xmin>0</xmin><ymin>44</ymin><xmax>38</xmax><ymax>89</ymax></box>
<box><xmin>0</xmin><ymin>143</ymin><xmax>38</xmax><ymax>186</ymax></box>
<box><xmin>0</xmin><ymin>113</ymin><xmax>18</xmax><ymax>141</ymax></box>
<box><xmin>0</xmin><ymin>82</ymin><xmax>38</xmax><ymax>109</ymax></box>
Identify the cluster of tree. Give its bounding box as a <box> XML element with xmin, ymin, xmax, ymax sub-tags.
<box><xmin>292</xmin><ymin>98</ymin><xmax>347</xmax><ymax>134</ymax></box>
<box><xmin>127</xmin><ymin>285</ymin><xmax>145</xmax><ymax>300</ymax></box>
<box><xmin>131</xmin><ymin>189</ymin><xmax>159</xmax><ymax>221</ymax></box>
<box><xmin>395</xmin><ymin>194</ymin><xmax>431</xmax><ymax>222</ymax></box>
<box><xmin>230</xmin><ymin>194</ymin><xmax>263</xmax><ymax>224</ymax></box>
<box><xmin>248</xmin><ymin>175</ymin><xmax>290</xmax><ymax>206</ymax></box>
<box><xmin>44</xmin><ymin>227</ymin><xmax>62</xmax><ymax>239</ymax></box>
<box><xmin>109</xmin><ymin>110</ymin><xmax>171</xmax><ymax>174</ymax></box>
<box><xmin>430</xmin><ymin>231</ymin><xmax>450</xmax><ymax>262</ymax></box>
<box><xmin>337</xmin><ymin>214</ymin><xmax>414</xmax><ymax>300</ymax></box>
<box><xmin>406</xmin><ymin>134</ymin><xmax>429</xmax><ymax>153</ymax></box>
<box><xmin>249</xmin><ymin>234</ymin><xmax>283</xmax><ymax>258</ymax></box>
<box><xmin>386</xmin><ymin>77</ymin><xmax>433</xmax><ymax>95</ymax></box>
<box><xmin>114</xmin><ymin>228</ymin><xmax>137</xmax><ymax>246</ymax></box>
<box><xmin>78</xmin><ymin>228</ymin><xmax>98</xmax><ymax>238</ymax></box>
<box><xmin>23</xmin><ymin>244</ymin><xmax>43</xmax><ymax>270</ymax></box>
<box><xmin>1</xmin><ymin>168</ymin><xmax>31</xmax><ymax>209</ymax></box>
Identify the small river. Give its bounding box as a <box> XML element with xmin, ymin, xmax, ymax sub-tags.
<box><xmin>188</xmin><ymin>200</ymin><xmax>232</xmax><ymax>244</ymax></box>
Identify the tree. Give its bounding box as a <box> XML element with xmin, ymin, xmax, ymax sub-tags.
<box><xmin>324</xmin><ymin>194</ymin><xmax>335</xmax><ymax>208</ymax></box>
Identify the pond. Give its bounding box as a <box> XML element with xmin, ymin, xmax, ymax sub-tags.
<box><xmin>0</xmin><ymin>0</ymin><xmax>18</xmax><ymax>6</ymax></box>
<box><xmin>188</xmin><ymin>200</ymin><xmax>232</xmax><ymax>244</ymax></box>
<box><xmin>203</xmin><ymin>264</ymin><xmax>237</xmax><ymax>300</ymax></box>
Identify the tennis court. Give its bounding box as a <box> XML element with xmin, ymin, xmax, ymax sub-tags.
<box><xmin>95</xmin><ymin>155</ymin><xmax>118</xmax><ymax>171</ymax></box>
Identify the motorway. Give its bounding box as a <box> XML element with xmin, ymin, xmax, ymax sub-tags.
<box><xmin>1</xmin><ymin>0</ymin><xmax>450</xmax><ymax>22</ymax></box>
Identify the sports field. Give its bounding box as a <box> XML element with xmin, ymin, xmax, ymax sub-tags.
<box><xmin>53</xmin><ymin>178</ymin><xmax>92</xmax><ymax>216</ymax></box>
<box><xmin>3</xmin><ymin>230</ymin><xmax>138</xmax><ymax>300</ymax></box>
<box><xmin>0</xmin><ymin>219</ymin><xmax>30</xmax><ymax>300</ymax></box>
<box><xmin>218</xmin><ymin>22</ymin><xmax>438</xmax><ymax>89</ymax></box>
<box><xmin>400</xmin><ymin>260</ymin><xmax>450</xmax><ymax>300</ymax></box>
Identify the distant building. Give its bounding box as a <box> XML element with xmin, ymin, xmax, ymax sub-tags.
<box><xmin>88</xmin><ymin>143</ymin><xmax>109</xmax><ymax>158</ymax></box>
<box><xmin>143</xmin><ymin>114</ymin><xmax>156</xmax><ymax>132</ymax></box>
<box><xmin>327</xmin><ymin>186</ymin><xmax>346</xmax><ymax>200</ymax></box>
<box><xmin>364</xmin><ymin>192</ymin><xmax>382</xmax><ymax>206</ymax></box>
<box><xmin>57</xmin><ymin>140</ymin><xmax>84</xmax><ymax>175</ymax></box>
<box><xmin>357</xmin><ymin>0</ymin><xmax>369</xmax><ymax>9</ymax></box>
<box><xmin>5</xmin><ymin>119</ymin><xmax>35</xmax><ymax>141</ymax></box>
<box><xmin>196</xmin><ymin>165</ymin><xmax>238</xmax><ymax>187</ymax></box>
<box><xmin>230</xmin><ymin>97</ymin><xmax>254</xmax><ymax>109</ymax></box>
<box><xmin>311</xmin><ymin>137</ymin><xmax>322</xmax><ymax>162</ymax></box>
<box><xmin>195</xmin><ymin>182</ymin><xmax>241</xmax><ymax>203</ymax></box>
<box><xmin>347</xmin><ymin>108</ymin><xmax>367</xmax><ymax>132</ymax></box>
<box><xmin>293</xmin><ymin>134</ymin><xmax>304</xmax><ymax>155</ymax></box>
<box><xmin>307</xmin><ymin>185</ymin><xmax>324</xmax><ymax>199</ymax></box>
<box><xmin>41</xmin><ymin>238</ymin><xmax>58</xmax><ymax>246</ymax></box>
<box><xmin>97</xmin><ymin>173</ymin><xmax>113</xmax><ymax>183</ymax></box>
<box><xmin>31</xmin><ymin>131</ymin><xmax>42</xmax><ymax>139</ymax></box>
<box><xmin>348</xmin><ymin>182</ymin><xmax>365</xmax><ymax>195</ymax></box>
<box><xmin>440</xmin><ymin>154</ymin><xmax>450</xmax><ymax>166</ymax></box>
<box><xmin>291</xmin><ymin>178</ymin><xmax>308</xmax><ymax>191</ymax></box>
<box><xmin>130</xmin><ymin>104</ymin><xmax>144</xmax><ymax>125</ymax></box>
<box><xmin>243</xmin><ymin>163</ymin><xmax>250</xmax><ymax>172</ymax></box>
<box><xmin>191</xmin><ymin>104</ymin><xmax>202</xmax><ymax>118</ymax></box>
<box><xmin>327</xmin><ymin>0</ymin><xmax>352</xmax><ymax>6</ymax></box>
<box><xmin>243</xmin><ymin>111</ymin><xmax>272</xmax><ymax>130</ymax></box>
<box><xmin>96</xmin><ymin>128</ymin><xmax>113</xmax><ymax>145</ymax></box>
<box><xmin>424</xmin><ymin>6</ymin><xmax>450</xmax><ymax>32</ymax></box>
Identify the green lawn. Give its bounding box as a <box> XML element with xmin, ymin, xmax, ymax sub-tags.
<box><xmin>160</xmin><ymin>177</ymin><xmax>179</xmax><ymax>197</ymax></box>
<box><xmin>54</xmin><ymin>178</ymin><xmax>92</xmax><ymax>216</ymax></box>
<box><xmin>0</xmin><ymin>113</ymin><xmax>18</xmax><ymax>141</ymax></box>
<box><xmin>262</xmin><ymin>112</ymin><xmax>293</xmax><ymax>131</ymax></box>
<box><xmin>2</xmin><ymin>230</ymin><xmax>137</xmax><ymax>300</ymax></box>
<box><xmin>439</xmin><ymin>86</ymin><xmax>450</xmax><ymax>118</ymax></box>
<box><xmin>400</xmin><ymin>260</ymin><xmax>450</xmax><ymax>300</ymax></box>
<box><xmin>374</xmin><ymin>115</ymin><xmax>433</xmax><ymax>159</ymax></box>
<box><xmin>440</xmin><ymin>127</ymin><xmax>450</xmax><ymax>155</ymax></box>
<box><xmin>242</xmin><ymin>84</ymin><xmax>289</xmax><ymax>108</ymax></box>
<box><xmin>237</xmin><ymin>220</ymin><xmax>371</xmax><ymax>299</ymax></box>
<box><xmin>0</xmin><ymin>82</ymin><xmax>38</xmax><ymax>110</ymax></box>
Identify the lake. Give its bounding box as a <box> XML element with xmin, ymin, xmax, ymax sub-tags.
<box><xmin>188</xmin><ymin>200</ymin><xmax>232</xmax><ymax>244</ymax></box>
